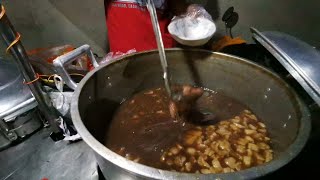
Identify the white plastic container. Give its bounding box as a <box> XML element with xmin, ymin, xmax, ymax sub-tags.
<box><xmin>168</xmin><ymin>17</ymin><xmax>216</xmax><ymax>46</ymax></box>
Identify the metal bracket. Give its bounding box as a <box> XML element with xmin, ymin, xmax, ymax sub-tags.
<box><xmin>53</xmin><ymin>44</ymin><xmax>99</xmax><ymax>90</ymax></box>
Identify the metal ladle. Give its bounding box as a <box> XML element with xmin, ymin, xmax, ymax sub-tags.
<box><xmin>146</xmin><ymin>0</ymin><xmax>173</xmax><ymax>98</ymax></box>
<box><xmin>146</xmin><ymin>1</ymin><xmax>217</xmax><ymax>124</ymax></box>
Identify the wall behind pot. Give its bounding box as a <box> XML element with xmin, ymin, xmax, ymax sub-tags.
<box><xmin>189</xmin><ymin>0</ymin><xmax>320</xmax><ymax>48</ymax></box>
<box><xmin>0</xmin><ymin>0</ymin><xmax>106</xmax><ymax>59</ymax></box>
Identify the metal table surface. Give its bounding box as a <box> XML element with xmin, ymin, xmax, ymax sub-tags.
<box><xmin>0</xmin><ymin>128</ymin><xmax>98</xmax><ymax>180</ymax></box>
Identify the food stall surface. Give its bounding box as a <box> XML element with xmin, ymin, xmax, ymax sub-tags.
<box><xmin>0</xmin><ymin>128</ymin><xmax>98</xmax><ymax>180</ymax></box>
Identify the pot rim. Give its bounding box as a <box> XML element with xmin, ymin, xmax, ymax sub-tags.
<box><xmin>71</xmin><ymin>48</ymin><xmax>311</xmax><ymax>179</ymax></box>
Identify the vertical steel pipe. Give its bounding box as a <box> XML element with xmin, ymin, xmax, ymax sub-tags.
<box><xmin>0</xmin><ymin>4</ymin><xmax>62</xmax><ymax>135</ymax></box>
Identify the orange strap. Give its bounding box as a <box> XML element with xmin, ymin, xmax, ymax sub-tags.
<box><xmin>23</xmin><ymin>73</ymin><xmax>40</xmax><ymax>85</ymax></box>
<box><xmin>0</xmin><ymin>5</ymin><xmax>22</xmax><ymax>53</ymax></box>
<box><xmin>0</xmin><ymin>5</ymin><xmax>5</xmax><ymax>19</ymax></box>
<box><xmin>24</xmin><ymin>73</ymin><xmax>85</xmax><ymax>85</ymax></box>
<box><xmin>6</xmin><ymin>32</ymin><xmax>21</xmax><ymax>53</ymax></box>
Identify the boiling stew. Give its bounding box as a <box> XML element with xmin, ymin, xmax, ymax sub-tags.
<box><xmin>104</xmin><ymin>87</ymin><xmax>273</xmax><ymax>174</ymax></box>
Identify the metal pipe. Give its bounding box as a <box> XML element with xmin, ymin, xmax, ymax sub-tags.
<box><xmin>0</xmin><ymin>4</ymin><xmax>61</xmax><ymax>134</ymax></box>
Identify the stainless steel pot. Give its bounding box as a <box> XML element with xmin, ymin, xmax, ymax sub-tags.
<box><xmin>70</xmin><ymin>49</ymin><xmax>310</xmax><ymax>179</ymax></box>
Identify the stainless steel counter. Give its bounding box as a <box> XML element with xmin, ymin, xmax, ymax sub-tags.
<box><xmin>0</xmin><ymin>128</ymin><xmax>98</xmax><ymax>180</ymax></box>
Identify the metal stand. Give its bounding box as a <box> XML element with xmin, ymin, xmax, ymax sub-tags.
<box><xmin>0</xmin><ymin>3</ymin><xmax>63</xmax><ymax>140</ymax></box>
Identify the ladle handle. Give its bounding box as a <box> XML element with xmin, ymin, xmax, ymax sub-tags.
<box><xmin>53</xmin><ymin>44</ymin><xmax>99</xmax><ymax>90</ymax></box>
<box><xmin>146</xmin><ymin>0</ymin><xmax>172</xmax><ymax>97</ymax></box>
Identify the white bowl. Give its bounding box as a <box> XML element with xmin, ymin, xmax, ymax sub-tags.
<box><xmin>168</xmin><ymin>17</ymin><xmax>216</xmax><ymax>46</ymax></box>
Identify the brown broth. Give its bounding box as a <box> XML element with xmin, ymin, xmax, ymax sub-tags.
<box><xmin>104</xmin><ymin>87</ymin><xmax>272</xmax><ymax>173</ymax></box>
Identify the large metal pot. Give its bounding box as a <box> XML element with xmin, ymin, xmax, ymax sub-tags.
<box><xmin>71</xmin><ymin>49</ymin><xmax>310</xmax><ymax>179</ymax></box>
